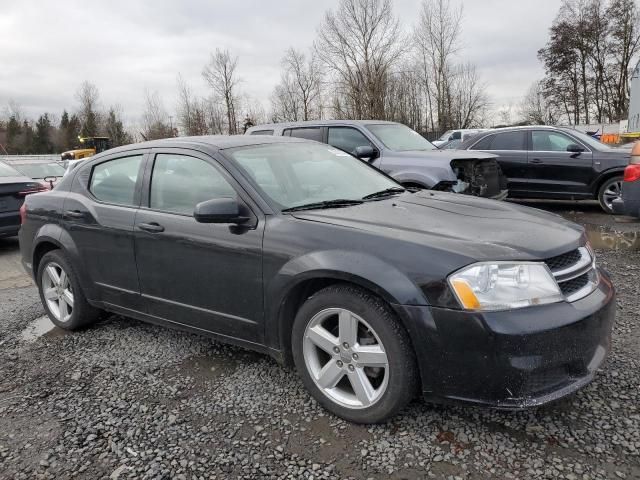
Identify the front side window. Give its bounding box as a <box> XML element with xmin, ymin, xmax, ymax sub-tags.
<box><xmin>285</xmin><ymin>127</ymin><xmax>323</xmax><ymax>142</ymax></box>
<box><xmin>149</xmin><ymin>154</ymin><xmax>235</xmax><ymax>215</ymax></box>
<box><xmin>489</xmin><ymin>131</ymin><xmax>526</xmax><ymax>151</ymax></box>
<box><xmin>90</xmin><ymin>155</ymin><xmax>142</xmax><ymax>206</ymax></box>
<box><xmin>327</xmin><ymin>127</ymin><xmax>374</xmax><ymax>155</ymax></box>
<box><xmin>366</xmin><ymin>124</ymin><xmax>436</xmax><ymax>151</ymax></box>
<box><xmin>228</xmin><ymin>143</ymin><xmax>399</xmax><ymax>210</ymax></box>
<box><xmin>531</xmin><ymin>131</ymin><xmax>577</xmax><ymax>152</ymax></box>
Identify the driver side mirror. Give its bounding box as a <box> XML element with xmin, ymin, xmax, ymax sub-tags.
<box><xmin>567</xmin><ymin>143</ymin><xmax>585</xmax><ymax>153</ymax></box>
<box><xmin>354</xmin><ymin>145</ymin><xmax>378</xmax><ymax>161</ymax></box>
<box><xmin>194</xmin><ymin>198</ymin><xmax>250</xmax><ymax>224</ymax></box>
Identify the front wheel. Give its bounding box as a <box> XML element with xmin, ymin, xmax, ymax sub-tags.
<box><xmin>291</xmin><ymin>284</ymin><xmax>418</xmax><ymax>423</ymax></box>
<box><xmin>598</xmin><ymin>176</ymin><xmax>623</xmax><ymax>213</ymax></box>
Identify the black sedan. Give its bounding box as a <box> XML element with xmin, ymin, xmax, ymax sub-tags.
<box><xmin>0</xmin><ymin>161</ymin><xmax>48</xmax><ymax>238</ymax></box>
<box><xmin>19</xmin><ymin>136</ymin><xmax>615</xmax><ymax>423</ymax></box>
<box><xmin>459</xmin><ymin>126</ymin><xmax>631</xmax><ymax>213</ymax></box>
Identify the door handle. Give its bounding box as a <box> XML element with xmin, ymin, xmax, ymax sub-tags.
<box><xmin>530</xmin><ymin>158</ymin><xmax>543</xmax><ymax>164</ymax></box>
<box><xmin>64</xmin><ymin>210</ymin><xmax>85</xmax><ymax>219</ymax></box>
<box><xmin>138</xmin><ymin>222</ymin><xmax>165</xmax><ymax>233</ymax></box>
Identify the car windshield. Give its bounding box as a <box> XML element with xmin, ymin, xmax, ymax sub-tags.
<box><xmin>562</xmin><ymin>128</ymin><xmax>613</xmax><ymax>151</ymax></box>
<box><xmin>0</xmin><ymin>161</ymin><xmax>21</xmax><ymax>177</ymax></box>
<box><xmin>13</xmin><ymin>162</ymin><xmax>65</xmax><ymax>179</ymax></box>
<box><xmin>366</xmin><ymin>124</ymin><xmax>436</xmax><ymax>151</ymax></box>
<box><xmin>438</xmin><ymin>130</ymin><xmax>454</xmax><ymax>141</ymax></box>
<box><xmin>227</xmin><ymin>143</ymin><xmax>401</xmax><ymax>210</ymax></box>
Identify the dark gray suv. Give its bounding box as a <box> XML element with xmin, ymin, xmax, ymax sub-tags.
<box><xmin>246</xmin><ymin>120</ymin><xmax>508</xmax><ymax>199</ymax></box>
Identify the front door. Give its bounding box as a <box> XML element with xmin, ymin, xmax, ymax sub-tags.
<box><xmin>133</xmin><ymin>149</ymin><xmax>265</xmax><ymax>343</ymax></box>
<box><xmin>471</xmin><ymin>130</ymin><xmax>529</xmax><ymax>194</ymax></box>
<box><xmin>526</xmin><ymin>130</ymin><xmax>594</xmax><ymax>197</ymax></box>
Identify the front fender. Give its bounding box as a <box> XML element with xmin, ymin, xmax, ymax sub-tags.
<box><xmin>391</xmin><ymin>167</ymin><xmax>456</xmax><ymax>188</ymax></box>
<box><xmin>265</xmin><ymin>249</ymin><xmax>428</xmax><ymax>350</ymax></box>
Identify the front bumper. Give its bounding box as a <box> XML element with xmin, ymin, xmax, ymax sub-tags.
<box><xmin>612</xmin><ymin>180</ymin><xmax>640</xmax><ymax>217</ymax></box>
<box><xmin>394</xmin><ymin>267</ymin><xmax>615</xmax><ymax>408</ymax></box>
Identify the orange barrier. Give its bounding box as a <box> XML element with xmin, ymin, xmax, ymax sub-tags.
<box><xmin>600</xmin><ymin>133</ymin><xmax>620</xmax><ymax>144</ymax></box>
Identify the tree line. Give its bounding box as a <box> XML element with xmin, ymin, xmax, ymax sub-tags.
<box><xmin>522</xmin><ymin>0</ymin><xmax>639</xmax><ymax>126</ymax></box>
<box><xmin>2</xmin><ymin>0</ymin><xmax>639</xmax><ymax>155</ymax></box>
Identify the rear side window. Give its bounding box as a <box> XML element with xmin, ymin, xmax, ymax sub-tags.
<box><xmin>149</xmin><ymin>154</ymin><xmax>235</xmax><ymax>215</ymax></box>
<box><xmin>250</xmin><ymin>130</ymin><xmax>274</xmax><ymax>136</ymax></box>
<box><xmin>488</xmin><ymin>131</ymin><xmax>526</xmax><ymax>151</ymax></box>
<box><xmin>284</xmin><ymin>127</ymin><xmax>323</xmax><ymax>142</ymax></box>
<box><xmin>328</xmin><ymin>127</ymin><xmax>374</xmax><ymax>155</ymax></box>
<box><xmin>90</xmin><ymin>155</ymin><xmax>142</xmax><ymax>206</ymax></box>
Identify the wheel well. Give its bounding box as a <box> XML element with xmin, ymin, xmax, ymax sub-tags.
<box><xmin>32</xmin><ymin>242</ymin><xmax>59</xmax><ymax>278</ymax></box>
<box><xmin>594</xmin><ymin>171</ymin><xmax>624</xmax><ymax>195</ymax></box>
<box><xmin>276</xmin><ymin>278</ymin><xmax>418</xmax><ymax>371</ymax></box>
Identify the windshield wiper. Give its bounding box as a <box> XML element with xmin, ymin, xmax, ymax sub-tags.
<box><xmin>281</xmin><ymin>199</ymin><xmax>364</xmax><ymax>213</ymax></box>
<box><xmin>361</xmin><ymin>187</ymin><xmax>406</xmax><ymax>200</ymax></box>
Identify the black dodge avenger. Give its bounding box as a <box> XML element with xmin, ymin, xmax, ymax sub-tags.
<box><xmin>19</xmin><ymin>135</ymin><xmax>615</xmax><ymax>423</ymax></box>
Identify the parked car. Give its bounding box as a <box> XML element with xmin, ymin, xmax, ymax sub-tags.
<box><xmin>458</xmin><ymin>126</ymin><xmax>631</xmax><ymax>213</ymax></box>
<box><xmin>612</xmin><ymin>141</ymin><xmax>640</xmax><ymax>217</ymax></box>
<box><xmin>6</xmin><ymin>159</ymin><xmax>66</xmax><ymax>189</ymax></box>
<box><xmin>246</xmin><ymin>121</ymin><xmax>508</xmax><ymax>200</ymax></box>
<box><xmin>19</xmin><ymin>136</ymin><xmax>615</xmax><ymax>423</ymax></box>
<box><xmin>432</xmin><ymin>128</ymin><xmax>488</xmax><ymax>147</ymax></box>
<box><xmin>0</xmin><ymin>161</ymin><xmax>48</xmax><ymax>238</ymax></box>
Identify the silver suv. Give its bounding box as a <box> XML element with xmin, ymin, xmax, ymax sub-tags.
<box><xmin>246</xmin><ymin>120</ymin><xmax>507</xmax><ymax>199</ymax></box>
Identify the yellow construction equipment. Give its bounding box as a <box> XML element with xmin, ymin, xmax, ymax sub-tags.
<box><xmin>60</xmin><ymin>137</ymin><xmax>111</xmax><ymax>161</ymax></box>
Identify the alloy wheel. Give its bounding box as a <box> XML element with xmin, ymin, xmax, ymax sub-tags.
<box><xmin>41</xmin><ymin>262</ymin><xmax>74</xmax><ymax>323</ymax></box>
<box><xmin>302</xmin><ymin>308</ymin><xmax>389</xmax><ymax>409</ymax></box>
<box><xmin>602</xmin><ymin>180</ymin><xmax>622</xmax><ymax>210</ymax></box>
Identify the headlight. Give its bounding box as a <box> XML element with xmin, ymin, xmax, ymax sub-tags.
<box><xmin>448</xmin><ymin>262</ymin><xmax>563</xmax><ymax>311</ymax></box>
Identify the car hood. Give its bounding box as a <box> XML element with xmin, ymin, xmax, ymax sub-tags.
<box><xmin>291</xmin><ymin>192</ymin><xmax>584</xmax><ymax>262</ymax></box>
<box><xmin>388</xmin><ymin>149</ymin><xmax>497</xmax><ymax>161</ymax></box>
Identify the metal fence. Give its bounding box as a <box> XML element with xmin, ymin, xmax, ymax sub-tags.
<box><xmin>0</xmin><ymin>155</ymin><xmax>60</xmax><ymax>163</ymax></box>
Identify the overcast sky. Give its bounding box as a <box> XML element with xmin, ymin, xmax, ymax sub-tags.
<box><xmin>0</xmin><ymin>0</ymin><xmax>562</xmax><ymax>127</ymax></box>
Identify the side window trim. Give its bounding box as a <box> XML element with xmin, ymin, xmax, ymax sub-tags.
<box><xmin>87</xmin><ymin>152</ymin><xmax>149</xmax><ymax>208</ymax></box>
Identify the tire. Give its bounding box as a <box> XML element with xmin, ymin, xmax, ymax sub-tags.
<box><xmin>36</xmin><ymin>250</ymin><xmax>101</xmax><ymax>330</ymax></box>
<box><xmin>291</xmin><ymin>284</ymin><xmax>418</xmax><ymax>423</ymax></box>
<box><xmin>598</xmin><ymin>175</ymin><xmax>623</xmax><ymax>214</ymax></box>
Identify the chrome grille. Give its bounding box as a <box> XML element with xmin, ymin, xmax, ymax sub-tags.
<box><xmin>545</xmin><ymin>247</ymin><xmax>598</xmax><ymax>302</ymax></box>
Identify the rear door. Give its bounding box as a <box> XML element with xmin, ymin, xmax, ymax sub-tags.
<box><xmin>470</xmin><ymin>131</ymin><xmax>528</xmax><ymax>193</ymax></box>
<box><xmin>525</xmin><ymin>130</ymin><xmax>594</xmax><ymax>196</ymax></box>
<box><xmin>62</xmin><ymin>151</ymin><xmax>147</xmax><ymax>309</ymax></box>
<box><xmin>133</xmin><ymin>148</ymin><xmax>265</xmax><ymax>342</ymax></box>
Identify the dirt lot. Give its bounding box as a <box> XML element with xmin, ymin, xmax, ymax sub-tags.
<box><xmin>0</xmin><ymin>201</ymin><xmax>639</xmax><ymax>480</ymax></box>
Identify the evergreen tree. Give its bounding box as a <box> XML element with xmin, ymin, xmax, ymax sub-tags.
<box><xmin>34</xmin><ymin>113</ymin><xmax>53</xmax><ymax>153</ymax></box>
<box><xmin>105</xmin><ymin>108</ymin><xmax>132</xmax><ymax>147</ymax></box>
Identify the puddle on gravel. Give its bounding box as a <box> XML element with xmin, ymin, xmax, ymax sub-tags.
<box><xmin>584</xmin><ymin>224</ymin><xmax>640</xmax><ymax>251</ymax></box>
<box><xmin>20</xmin><ymin>316</ymin><xmax>66</xmax><ymax>342</ymax></box>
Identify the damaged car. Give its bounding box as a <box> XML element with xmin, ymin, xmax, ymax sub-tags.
<box><xmin>246</xmin><ymin>120</ymin><xmax>508</xmax><ymax>200</ymax></box>
<box><xmin>20</xmin><ymin>136</ymin><xmax>614</xmax><ymax>423</ymax></box>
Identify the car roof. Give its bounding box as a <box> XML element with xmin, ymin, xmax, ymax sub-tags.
<box><xmin>246</xmin><ymin>119</ymin><xmax>399</xmax><ymax>131</ymax></box>
<box><xmin>99</xmin><ymin>134</ymin><xmax>310</xmax><ymax>157</ymax></box>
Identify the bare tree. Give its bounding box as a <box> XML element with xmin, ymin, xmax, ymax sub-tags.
<box><xmin>449</xmin><ymin>63</ymin><xmax>490</xmax><ymax>128</ymax></box>
<box><xmin>141</xmin><ymin>90</ymin><xmax>174</xmax><ymax>140</ymax></box>
<box><xmin>75</xmin><ymin>81</ymin><xmax>101</xmax><ymax>136</ymax></box>
<box><xmin>202</xmin><ymin>49</ymin><xmax>240</xmax><ymax>134</ymax></box>
<box><xmin>283</xmin><ymin>48</ymin><xmax>322</xmax><ymax>120</ymax></box>
<box><xmin>520</xmin><ymin>80</ymin><xmax>561</xmax><ymax>125</ymax></box>
<box><xmin>414</xmin><ymin>0</ymin><xmax>463</xmax><ymax>131</ymax></box>
<box><xmin>315</xmin><ymin>0</ymin><xmax>405</xmax><ymax>119</ymax></box>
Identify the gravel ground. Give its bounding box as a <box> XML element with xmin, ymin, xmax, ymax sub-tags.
<box><xmin>0</xmin><ymin>215</ymin><xmax>639</xmax><ymax>479</ymax></box>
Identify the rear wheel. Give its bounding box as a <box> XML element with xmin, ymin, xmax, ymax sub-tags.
<box><xmin>292</xmin><ymin>284</ymin><xmax>418</xmax><ymax>423</ymax></box>
<box><xmin>598</xmin><ymin>175</ymin><xmax>623</xmax><ymax>213</ymax></box>
<box><xmin>37</xmin><ymin>250</ymin><xmax>101</xmax><ymax>330</ymax></box>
